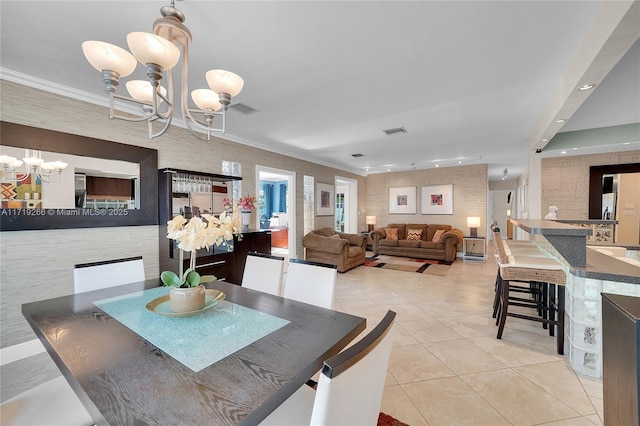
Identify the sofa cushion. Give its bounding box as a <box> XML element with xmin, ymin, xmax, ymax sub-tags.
<box><xmin>385</xmin><ymin>228</ymin><xmax>399</xmax><ymax>241</ymax></box>
<box><xmin>387</xmin><ymin>224</ymin><xmax>407</xmax><ymax>240</ymax></box>
<box><xmin>330</xmin><ymin>234</ymin><xmax>342</xmax><ymax>239</ymax></box>
<box><xmin>432</xmin><ymin>229</ymin><xmax>446</xmax><ymax>243</ymax></box>
<box><xmin>347</xmin><ymin>246</ymin><xmax>363</xmax><ymax>258</ymax></box>
<box><xmin>421</xmin><ymin>241</ymin><xmax>444</xmax><ymax>249</ymax></box>
<box><xmin>426</xmin><ymin>224</ymin><xmax>452</xmax><ymax>241</ymax></box>
<box><xmin>406</xmin><ymin>224</ymin><xmax>428</xmax><ymax>240</ymax></box>
<box><xmin>399</xmin><ymin>240</ymin><xmax>421</xmax><ymax>248</ymax></box>
<box><xmin>379</xmin><ymin>239</ymin><xmax>398</xmax><ymax>247</ymax></box>
<box><xmin>314</xmin><ymin>227</ymin><xmax>338</xmax><ymax>238</ymax></box>
<box><xmin>406</xmin><ymin>228</ymin><xmax>423</xmax><ymax>241</ymax></box>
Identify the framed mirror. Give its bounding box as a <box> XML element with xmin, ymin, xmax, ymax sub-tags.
<box><xmin>0</xmin><ymin>121</ymin><xmax>158</xmax><ymax>231</ymax></box>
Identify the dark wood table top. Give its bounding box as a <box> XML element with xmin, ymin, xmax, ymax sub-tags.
<box><xmin>22</xmin><ymin>280</ymin><xmax>366</xmax><ymax>425</ymax></box>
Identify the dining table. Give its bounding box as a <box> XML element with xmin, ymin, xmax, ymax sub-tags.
<box><xmin>22</xmin><ymin>279</ymin><xmax>366</xmax><ymax>425</ymax></box>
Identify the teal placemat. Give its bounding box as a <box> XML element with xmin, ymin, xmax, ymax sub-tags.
<box><xmin>94</xmin><ymin>287</ymin><xmax>289</xmax><ymax>372</ymax></box>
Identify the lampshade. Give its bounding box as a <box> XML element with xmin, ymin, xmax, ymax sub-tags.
<box><xmin>22</xmin><ymin>156</ymin><xmax>44</xmax><ymax>167</ymax></box>
<box><xmin>126</xmin><ymin>80</ymin><xmax>167</xmax><ymax>103</ymax></box>
<box><xmin>0</xmin><ymin>155</ymin><xmax>17</xmax><ymax>165</ymax></box>
<box><xmin>191</xmin><ymin>89</ymin><xmax>222</xmax><ymax>111</ymax></box>
<box><xmin>366</xmin><ymin>216</ymin><xmax>377</xmax><ymax>225</ymax></box>
<box><xmin>467</xmin><ymin>217</ymin><xmax>481</xmax><ymax>228</ymax></box>
<box><xmin>126</xmin><ymin>32</ymin><xmax>180</xmax><ymax>70</ymax></box>
<box><xmin>82</xmin><ymin>41</ymin><xmax>137</xmax><ymax>77</ymax></box>
<box><xmin>205</xmin><ymin>69</ymin><xmax>244</xmax><ymax>97</ymax></box>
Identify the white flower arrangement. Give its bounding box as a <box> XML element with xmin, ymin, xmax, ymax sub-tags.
<box><xmin>161</xmin><ymin>211</ymin><xmax>242</xmax><ymax>288</ymax></box>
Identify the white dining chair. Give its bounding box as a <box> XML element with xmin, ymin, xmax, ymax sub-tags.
<box><xmin>73</xmin><ymin>256</ymin><xmax>145</xmax><ymax>294</ymax></box>
<box><xmin>283</xmin><ymin>259</ymin><xmax>337</xmax><ymax>309</ymax></box>
<box><xmin>260</xmin><ymin>310</ymin><xmax>396</xmax><ymax>426</ymax></box>
<box><xmin>242</xmin><ymin>252</ymin><xmax>285</xmax><ymax>296</ymax></box>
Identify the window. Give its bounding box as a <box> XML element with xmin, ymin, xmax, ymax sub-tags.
<box><xmin>222</xmin><ymin>160</ymin><xmax>242</xmax><ymax>201</ymax></box>
<box><xmin>304</xmin><ymin>175</ymin><xmax>314</xmax><ymax>235</ymax></box>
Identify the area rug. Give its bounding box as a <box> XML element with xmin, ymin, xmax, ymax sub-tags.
<box><xmin>364</xmin><ymin>254</ymin><xmax>452</xmax><ymax>276</ymax></box>
<box><xmin>378</xmin><ymin>412</ymin><xmax>410</xmax><ymax>426</ymax></box>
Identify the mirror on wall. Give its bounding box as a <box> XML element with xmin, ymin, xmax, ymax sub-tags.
<box><xmin>0</xmin><ymin>121</ymin><xmax>158</xmax><ymax>231</ymax></box>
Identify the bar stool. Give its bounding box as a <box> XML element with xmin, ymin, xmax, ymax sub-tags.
<box><xmin>494</xmin><ymin>237</ymin><xmax>566</xmax><ymax>355</ymax></box>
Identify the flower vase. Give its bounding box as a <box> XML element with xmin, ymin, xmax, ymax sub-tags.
<box><xmin>241</xmin><ymin>210</ymin><xmax>251</xmax><ymax>229</ymax></box>
<box><xmin>170</xmin><ymin>285</ymin><xmax>206</xmax><ymax>313</ymax></box>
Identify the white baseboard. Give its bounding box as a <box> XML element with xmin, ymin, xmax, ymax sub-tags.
<box><xmin>0</xmin><ymin>339</ymin><xmax>46</xmax><ymax>366</ymax></box>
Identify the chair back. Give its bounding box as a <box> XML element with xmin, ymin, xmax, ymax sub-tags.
<box><xmin>242</xmin><ymin>252</ymin><xmax>285</xmax><ymax>296</ymax></box>
<box><xmin>283</xmin><ymin>258</ymin><xmax>337</xmax><ymax>309</ymax></box>
<box><xmin>73</xmin><ymin>256</ymin><xmax>145</xmax><ymax>294</ymax></box>
<box><xmin>311</xmin><ymin>310</ymin><xmax>396</xmax><ymax>425</ymax></box>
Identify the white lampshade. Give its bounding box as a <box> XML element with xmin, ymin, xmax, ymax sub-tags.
<box><xmin>191</xmin><ymin>89</ymin><xmax>222</xmax><ymax>111</ymax></box>
<box><xmin>51</xmin><ymin>161</ymin><xmax>68</xmax><ymax>170</ymax></box>
<box><xmin>9</xmin><ymin>159</ymin><xmax>23</xmax><ymax>169</ymax></box>
<box><xmin>205</xmin><ymin>69</ymin><xmax>244</xmax><ymax>97</ymax></box>
<box><xmin>126</xmin><ymin>32</ymin><xmax>180</xmax><ymax>70</ymax></box>
<box><xmin>366</xmin><ymin>216</ymin><xmax>377</xmax><ymax>225</ymax></box>
<box><xmin>40</xmin><ymin>162</ymin><xmax>56</xmax><ymax>171</ymax></box>
<box><xmin>23</xmin><ymin>156</ymin><xmax>44</xmax><ymax>167</ymax></box>
<box><xmin>0</xmin><ymin>155</ymin><xmax>17</xmax><ymax>166</ymax></box>
<box><xmin>82</xmin><ymin>41</ymin><xmax>137</xmax><ymax>77</ymax></box>
<box><xmin>467</xmin><ymin>217</ymin><xmax>481</xmax><ymax>228</ymax></box>
<box><xmin>126</xmin><ymin>80</ymin><xmax>167</xmax><ymax>103</ymax></box>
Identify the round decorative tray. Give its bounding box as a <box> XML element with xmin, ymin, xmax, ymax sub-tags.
<box><xmin>146</xmin><ymin>289</ymin><xmax>225</xmax><ymax>317</ymax></box>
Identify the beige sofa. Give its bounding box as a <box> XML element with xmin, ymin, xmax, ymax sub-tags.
<box><xmin>303</xmin><ymin>227</ymin><xmax>367</xmax><ymax>272</ymax></box>
<box><xmin>371</xmin><ymin>223</ymin><xmax>463</xmax><ymax>262</ymax></box>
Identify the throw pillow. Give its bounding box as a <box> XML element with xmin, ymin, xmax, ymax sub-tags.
<box><xmin>406</xmin><ymin>228</ymin><xmax>422</xmax><ymax>241</ymax></box>
<box><xmin>385</xmin><ymin>228</ymin><xmax>399</xmax><ymax>241</ymax></box>
<box><xmin>330</xmin><ymin>234</ymin><xmax>342</xmax><ymax>239</ymax></box>
<box><xmin>432</xmin><ymin>229</ymin><xmax>446</xmax><ymax>243</ymax></box>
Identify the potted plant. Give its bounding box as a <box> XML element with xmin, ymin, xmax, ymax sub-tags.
<box><xmin>161</xmin><ymin>211</ymin><xmax>241</xmax><ymax>312</ymax></box>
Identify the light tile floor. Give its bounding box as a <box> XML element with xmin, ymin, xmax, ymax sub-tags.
<box><xmin>333</xmin><ymin>255</ymin><xmax>604</xmax><ymax>426</ymax></box>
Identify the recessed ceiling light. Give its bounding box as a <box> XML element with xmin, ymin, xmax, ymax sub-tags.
<box><xmin>458</xmin><ymin>160</ymin><xmax>462</xmax><ymax>164</ymax></box>
<box><xmin>541</xmin><ymin>138</ymin><xmax>549</xmax><ymax>142</ymax></box>
<box><xmin>387</xmin><ymin>168</ymin><xmax>391</xmax><ymax>172</ymax></box>
<box><xmin>578</xmin><ymin>84</ymin><xmax>596</xmax><ymax>91</ymax></box>
<box><xmin>560</xmin><ymin>151</ymin><xmax>567</xmax><ymax>154</ymax></box>
<box><xmin>572</xmin><ymin>147</ymin><xmax>579</xmax><ymax>150</ymax></box>
<box><xmin>435</xmin><ymin>164</ymin><xmax>439</xmax><ymax>168</ymax></box>
<box><xmin>554</xmin><ymin>119</ymin><xmax>567</xmax><ymax>123</ymax></box>
<box><xmin>624</xmin><ymin>142</ymin><xmax>631</xmax><ymax>145</ymax></box>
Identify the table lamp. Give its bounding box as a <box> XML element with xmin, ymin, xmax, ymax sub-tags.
<box><xmin>467</xmin><ymin>216</ymin><xmax>481</xmax><ymax>237</ymax></box>
<box><xmin>366</xmin><ymin>216</ymin><xmax>377</xmax><ymax>232</ymax></box>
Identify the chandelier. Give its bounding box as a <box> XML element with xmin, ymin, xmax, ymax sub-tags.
<box><xmin>0</xmin><ymin>151</ymin><xmax>68</xmax><ymax>183</ymax></box>
<box><xmin>81</xmin><ymin>1</ymin><xmax>244</xmax><ymax>141</ymax></box>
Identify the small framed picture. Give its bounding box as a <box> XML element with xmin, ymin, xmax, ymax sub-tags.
<box><xmin>316</xmin><ymin>182</ymin><xmax>334</xmax><ymax>216</ymax></box>
<box><xmin>421</xmin><ymin>184</ymin><xmax>453</xmax><ymax>214</ymax></box>
<box><xmin>389</xmin><ymin>186</ymin><xmax>416</xmax><ymax>214</ymax></box>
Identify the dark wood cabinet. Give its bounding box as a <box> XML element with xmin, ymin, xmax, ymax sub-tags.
<box><xmin>602</xmin><ymin>293</ymin><xmax>640</xmax><ymax>426</ymax></box>
<box><xmin>158</xmin><ymin>168</ymin><xmax>271</xmax><ymax>285</ymax></box>
<box><xmin>87</xmin><ymin>176</ymin><xmax>133</xmax><ymax>199</ymax></box>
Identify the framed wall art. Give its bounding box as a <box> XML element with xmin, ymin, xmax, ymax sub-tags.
<box><xmin>421</xmin><ymin>184</ymin><xmax>453</xmax><ymax>214</ymax></box>
<box><xmin>316</xmin><ymin>182</ymin><xmax>335</xmax><ymax>216</ymax></box>
<box><xmin>388</xmin><ymin>186</ymin><xmax>416</xmax><ymax>214</ymax></box>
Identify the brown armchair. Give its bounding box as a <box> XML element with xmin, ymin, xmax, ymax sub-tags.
<box><xmin>303</xmin><ymin>227</ymin><xmax>367</xmax><ymax>273</ymax></box>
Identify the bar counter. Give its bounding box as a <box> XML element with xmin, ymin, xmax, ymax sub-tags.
<box><xmin>510</xmin><ymin>218</ymin><xmax>640</xmax><ymax>378</ymax></box>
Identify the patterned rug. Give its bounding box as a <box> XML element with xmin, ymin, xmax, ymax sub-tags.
<box><xmin>378</xmin><ymin>412</ymin><xmax>409</xmax><ymax>426</ymax></box>
<box><xmin>364</xmin><ymin>254</ymin><xmax>452</xmax><ymax>276</ymax></box>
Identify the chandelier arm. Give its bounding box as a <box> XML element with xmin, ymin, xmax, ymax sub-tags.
<box><xmin>109</xmin><ymin>93</ymin><xmax>157</xmax><ymax>123</ymax></box>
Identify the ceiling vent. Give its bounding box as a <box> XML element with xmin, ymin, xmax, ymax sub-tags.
<box><xmin>351</xmin><ymin>153</ymin><xmax>364</xmax><ymax>157</ymax></box>
<box><xmin>383</xmin><ymin>127</ymin><xmax>407</xmax><ymax>136</ymax></box>
<box><xmin>229</xmin><ymin>103</ymin><xmax>259</xmax><ymax>115</ymax></box>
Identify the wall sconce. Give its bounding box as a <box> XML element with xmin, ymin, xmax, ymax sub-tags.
<box><xmin>366</xmin><ymin>215</ymin><xmax>377</xmax><ymax>232</ymax></box>
<box><xmin>467</xmin><ymin>216</ymin><xmax>481</xmax><ymax>237</ymax></box>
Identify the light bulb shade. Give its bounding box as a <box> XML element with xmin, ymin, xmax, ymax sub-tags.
<box><xmin>82</xmin><ymin>41</ymin><xmax>137</xmax><ymax>77</ymax></box>
<box><xmin>0</xmin><ymin>155</ymin><xmax>17</xmax><ymax>165</ymax></box>
<box><xmin>366</xmin><ymin>216</ymin><xmax>377</xmax><ymax>225</ymax></box>
<box><xmin>126</xmin><ymin>80</ymin><xmax>167</xmax><ymax>103</ymax></box>
<box><xmin>191</xmin><ymin>89</ymin><xmax>222</xmax><ymax>111</ymax></box>
<box><xmin>51</xmin><ymin>161</ymin><xmax>68</xmax><ymax>170</ymax></box>
<box><xmin>9</xmin><ymin>160</ymin><xmax>23</xmax><ymax>169</ymax></box>
<box><xmin>205</xmin><ymin>69</ymin><xmax>244</xmax><ymax>97</ymax></box>
<box><xmin>467</xmin><ymin>217</ymin><xmax>481</xmax><ymax>228</ymax></box>
<box><xmin>23</xmin><ymin>156</ymin><xmax>44</xmax><ymax>167</ymax></box>
<box><xmin>40</xmin><ymin>162</ymin><xmax>56</xmax><ymax>171</ymax></box>
<box><xmin>126</xmin><ymin>32</ymin><xmax>180</xmax><ymax>70</ymax></box>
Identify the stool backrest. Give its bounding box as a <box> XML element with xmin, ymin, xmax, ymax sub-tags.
<box><xmin>492</xmin><ymin>231</ymin><xmax>509</xmax><ymax>265</ymax></box>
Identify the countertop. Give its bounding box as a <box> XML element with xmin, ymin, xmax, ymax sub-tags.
<box><xmin>510</xmin><ymin>219</ymin><xmax>593</xmax><ymax>236</ymax></box>
<box><xmin>570</xmin><ymin>248</ymin><xmax>640</xmax><ymax>285</ymax></box>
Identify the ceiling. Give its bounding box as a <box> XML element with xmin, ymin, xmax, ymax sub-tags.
<box><xmin>1</xmin><ymin>1</ymin><xmax>638</xmax><ymax>181</ymax></box>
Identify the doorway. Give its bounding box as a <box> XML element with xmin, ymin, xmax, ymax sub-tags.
<box><xmin>256</xmin><ymin>166</ymin><xmax>296</xmax><ymax>257</ymax></box>
<box><xmin>335</xmin><ymin>176</ymin><xmax>358</xmax><ymax>233</ymax></box>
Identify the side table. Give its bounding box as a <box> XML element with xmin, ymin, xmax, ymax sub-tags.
<box><xmin>462</xmin><ymin>236</ymin><xmax>486</xmax><ymax>261</ymax></box>
<box><xmin>361</xmin><ymin>231</ymin><xmax>373</xmax><ymax>251</ymax></box>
